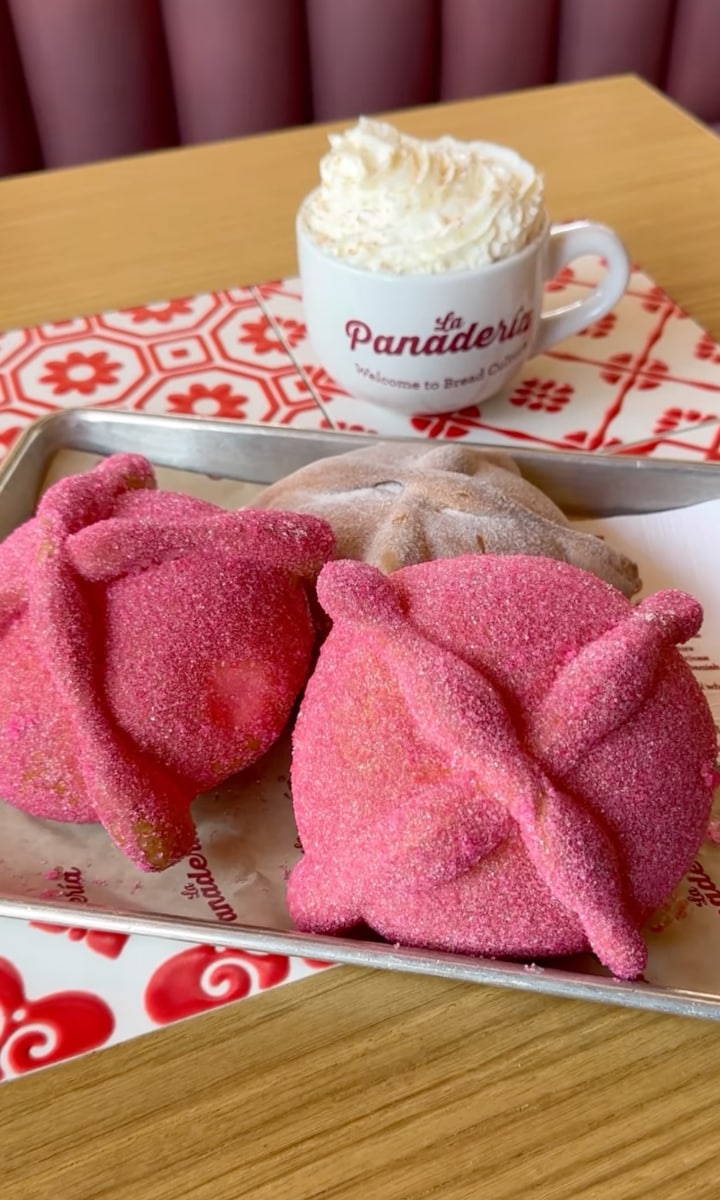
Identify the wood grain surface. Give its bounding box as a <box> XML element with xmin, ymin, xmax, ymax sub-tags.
<box><xmin>1</xmin><ymin>77</ymin><xmax>720</xmax><ymax>1200</ymax></box>
<box><xmin>0</xmin><ymin>76</ymin><xmax>718</xmax><ymax>337</ymax></box>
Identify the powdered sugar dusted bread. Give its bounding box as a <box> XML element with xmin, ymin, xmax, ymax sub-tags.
<box><xmin>0</xmin><ymin>453</ymin><xmax>334</xmax><ymax>871</ymax></box>
<box><xmin>254</xmin><ymin>442</ymin><xmax>641</xmax><ymax>595</ymax></box>
<box><xmin>288</xmin><ymin>556</ymin><xmax>717</xmax><ymax>978</ymax></box>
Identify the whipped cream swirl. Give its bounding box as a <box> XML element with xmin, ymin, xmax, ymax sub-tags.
<box><xmin>300</xmin><ymin>118</ymin><xmax>546</xmax><ymax>274</ymax></box>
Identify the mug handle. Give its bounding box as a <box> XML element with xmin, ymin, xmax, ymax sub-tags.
<box><xmin>534</xmin><ymin>221</ymin><xmax>630</xmax><ymax>355</ymax></box>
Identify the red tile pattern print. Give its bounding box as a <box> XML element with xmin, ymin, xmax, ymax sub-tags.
<box><xmin>320</xmin><ymin>417</ymin><xmax>377</xmax><ymax>434</ymax></box>
<box><xmin>165</xmin><ymin>381</ymin><xmax>251</xmax><ymax>418</ymax></box>
<box><xmin>579</xmin><ymin>313</ymin><xmax>617</xmax><ymax>338</ymax></box>
<box><xmin>123</xmin><ymin>298</ymin><xmax>195</xmax><ymax>324</ymax></box>
<box><xmin>144</xmin><ymin>946</ymin><xmax>291</xmax><ymax>1024</ymax></box>
<box><xmin>509</xmin><ymin>378</ymin><xmax>574</xmax><ymax>412</ymax></box>
<box><xmin>297</xmin><ymin>364</ymin><xmax>349</xmax><ymax>403</ymax></box>
<box><xmin>411</xmin><ymin>405</ymin><xmax>485</xmax><ymax>439</ymax></box>
<box><xmin>255</xmin><ymin>261</ymin><xmax>720</xmax><ymax>458</ymax></box>
<box><xmin>545</xmin><ymin>265</ymin><xmax>576</xmax><ymax>292</ymax></box>
<box><xmin>655</xmin><ymin>406</ymin><xmax>718</xmax><ymax>434</ymax></box>
<box><xmin>0</xmin><ymin>957</ymin><xmax>114</xmax><ymax>1078</ymax></box>
<box><xmin>40</xmin><ymin>349</ymin><xmax>122</xmax><ymax>397</ymax></box>
<box><xmin>641</xmin><ymin>285</ymin><xmax>677</xmax><ymax>314</ymax></box>
<box><xmin>696</xmin><ymin>332</ymin><xmax>720</xmax><ymax>364</ymax></box>
<box><xmin>29</xmin><ymin>923</ymin><xmax>129</xmax><ymax>959</ymax></box>
<box><xmin>236</xmin><ymin>314</ymin><xmax>291</xmax><ymax>356</ymax></box>
<box><xmin>0</xmin><ymin>260</ymin><xmax>719</xmax><ymax>461</ymax></box>
<box><xmin>0</xmin><ymin>287</ymin><xmax>333</xmax><ymax>458</ymax></box>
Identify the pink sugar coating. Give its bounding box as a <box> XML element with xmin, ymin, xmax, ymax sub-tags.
<box><xmin>0</xmin><ymin>453</ymin><xmax>334</xmax><ymax>871</ymax></box>
<box><xmin>288</xmin><ymin>556</ymin><xmax>718</xmax><ymax>979</ymax></box>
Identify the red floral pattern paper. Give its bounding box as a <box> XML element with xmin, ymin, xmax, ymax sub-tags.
<box><xmin>0</xmin><ymin>257</ymin><xmax>719</xmax><ymax>1081</ymax></box>
<box><xmin>0</xmin><ymin>258</ymin><xmax>719</xmax><ymax>463</ymax></box>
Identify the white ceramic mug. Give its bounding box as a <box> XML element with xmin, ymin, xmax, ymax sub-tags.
<box><xmin>297</xmin><ymin>211</ymin><xmax>630</xmax><ymax>415</ymax></box>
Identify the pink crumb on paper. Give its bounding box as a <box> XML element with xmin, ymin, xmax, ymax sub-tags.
<box><xmin>43</xmin><ymin>868</ymin><xmax>62</xmax><ymax>880</ymax></box>
<box><xmin>706</xmin><ymin>818</ymin><xmax>720</xmax><ymax>844</ymax></box>
<box><xmin>648</xmin><ymin>896</ymin><xmax>690</xmax><ymax>934</ymax></box>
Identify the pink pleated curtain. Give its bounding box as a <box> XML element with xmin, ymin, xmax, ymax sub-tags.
<box><xmin>0</xmin><ymin>0</ymin><xmax>718</xmax><ymax>179</ymax></box>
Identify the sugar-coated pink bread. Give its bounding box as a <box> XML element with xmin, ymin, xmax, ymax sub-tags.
<box><xmin>0</xmin><ymin>453</ymin><xmax>334</xmax><ymax>871</ymax></box>
<box><xmin>288</xmin><ymin>556</ymin><xmax>718</xmax><ymax>979</ymax></box>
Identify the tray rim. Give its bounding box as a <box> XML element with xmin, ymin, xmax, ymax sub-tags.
<box><xmin>0</xmin><ymin>893</ymin><xmax>717</xmax><ymax>1022</ymax></box>
<box><xmin>2</xmin><ymin>406</ymin><xmax>720</xmax><ymax>1021</ymax></box>
<box><xmin>6</xmin><ymin>405</ymin><xmax>720</xmax><ymax>481</ymax></box>
<box><xmin>6</xmin><ymin>408</ymin><xmax>720</xmax><ymax>524</ymax></box>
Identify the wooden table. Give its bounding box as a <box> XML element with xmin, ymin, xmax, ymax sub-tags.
<box><xmin>2</xmin><ymin>76</ymin><xmax>720</xmax><ymax>1199</ymax></box>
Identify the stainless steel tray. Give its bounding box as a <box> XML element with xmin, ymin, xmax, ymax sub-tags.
<box><xmin>2</xmin><ymin>407</ymin><xmax>720</xmax><ymax>1022</ymax></box>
